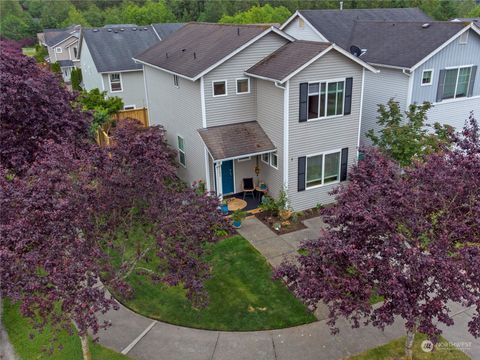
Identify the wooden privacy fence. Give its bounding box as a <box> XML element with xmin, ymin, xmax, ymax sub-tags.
<box><xmin>95</xmin><ymin>107</ymin><xmax>148</xmax><ymax>147</ymax></box>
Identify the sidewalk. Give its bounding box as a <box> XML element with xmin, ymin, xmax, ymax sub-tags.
<box><xmin>93</xmin><ymin>216</ymin><xmax>479</xmax><ymax>360</ymax></box>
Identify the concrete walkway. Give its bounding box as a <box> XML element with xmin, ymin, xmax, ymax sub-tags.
<box><xmin>94</xmin><ymin>216</ymin><xmax>479</xmax><ymax>360</ymax></box>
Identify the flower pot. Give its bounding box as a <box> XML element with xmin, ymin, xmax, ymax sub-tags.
<box><xmin>232</xmin><ymin>220</ymin><xmax>242</xmax><ymax>228</ymax></box>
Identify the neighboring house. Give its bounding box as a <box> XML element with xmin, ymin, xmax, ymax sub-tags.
<box><xmin>78</xmin><ymin>25</ymin><xmax>160</xmax><ymax>110</ymax></box>
<box><xmin>281</xmin><ymin>9</ymin><xmax>480</xmax><ymax>143</ymax></box>
<box><xmin>38</xmin><ymin>25</ymin><xmax>81</xmax><ymax>82</ymax></box>
<box><xmin>151</xmin><ymin>23</ymin><xmax>185</xmax><ymax>40</ymax></box>
<box><xmin>135</xmin><ymin>23</ymin><xmax>377</xmax><ymax>211</ymax></box>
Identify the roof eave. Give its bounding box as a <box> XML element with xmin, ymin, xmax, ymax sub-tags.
<box><xmin>132</xmin><ymin>57</ymin><xmax>196</xmax><ymax>81</ymax></box>
<box><xmin>244</xmin><ymin>71</ymin><xmax>281</xmax><ymax>83</ymax></box>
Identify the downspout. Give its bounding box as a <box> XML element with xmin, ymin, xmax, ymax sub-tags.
<box><xmin>403</xmin><ymin>68</ymin><xmax>414</xmax><ymax>107</ymax></box>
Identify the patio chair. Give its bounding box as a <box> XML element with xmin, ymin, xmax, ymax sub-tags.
<box><xmin>242</xmin><ymin>178</ymin><xmax>255</xmax><ymax>199</ymax></box>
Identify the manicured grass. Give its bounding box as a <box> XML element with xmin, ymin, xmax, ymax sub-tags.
<box><xmin>22</xmin><ymin>47</ymin><xmax>36</xmax><ymax>57</ymax></box>
<box><xmin>117</xmin><ymin>235</ymin><xmax>316</xmax><ymax>331</ymax></box>
<box><xmin>348</xmin><ymin>333</ymin><xmax>470</xmax><ymax>360</ymax></box>
<box><xmin>2</xmin><ymin>299</ymin><xmax>130</xmax><ymax>360</ymax></box>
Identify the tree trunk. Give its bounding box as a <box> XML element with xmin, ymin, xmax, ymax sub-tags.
<box><xmin>404</xmin><ymin>325</ymin><xmax>417</xmax><ymax>360</ymax></box>
<box><xmin>80</xmin><ymin>334</ymin><xmax>91</xmax><ymax>360</ymax></box>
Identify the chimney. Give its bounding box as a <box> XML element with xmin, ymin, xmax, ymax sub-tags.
<box><xmin>340</xmin><ymin>1</ymin><xmax>343</xmax><ymax>10</ymax></box>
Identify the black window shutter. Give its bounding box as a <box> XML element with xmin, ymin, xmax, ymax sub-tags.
<box><xmin>436</xmin><ymin>69</ymin><xmax>446</xmax><ymax>102</ymax></box>
<box><xmin>340</xmin><ymin>148</ymin><xmax>348</xmax><ymax>181</ymax></box>
<box><xmin>299</xmin><ymin>83</ymin><xmax>308</xmax><ymax>122</ymax></box>
<box><xmin>298</xmin><ymin>156</ymin><xmax>306</xmax><ymax>191</ymax></box>
<box><xmin>344</xmin><ymin>77</ymin><xmax>353</xmax><ymax>115</ymax></box>
<box><xmin>467</xmin><ymin>66</ymin><xmax>477</xmax><ymax>97</ymax></box>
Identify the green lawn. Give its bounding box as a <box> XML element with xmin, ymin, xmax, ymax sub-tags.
<box><xmin>22</xmin><ymin>47</ymin><xmax>36</xmax><ymax>57</ymax></box>
<box><xmin>2</xmin><ymin>299</ymin><xmax>130</xmax><ymax>360</ymax></box>
<box><xmin>116</xmin><ymin>235</ymin><xmax>316</xmax><ymax>331</ymax></box>
<box><xmin>348</xmin><ymin>333</ymin><xmax>470</xmax><ymax>360</ymax></box>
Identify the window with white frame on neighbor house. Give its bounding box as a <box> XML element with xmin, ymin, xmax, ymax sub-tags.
<box><xmin>177</xmin><ymin>135</ymin><xmax>186</xmax><ymax>167</ymax></box>
<box><xmin>442</xmin><ymin>67</ymin><xmax>472</xmax><ymax>100</ymax></box>
<box><xmin>55</xmin><ymin>47</ymin><xmax>62</xmax><ymax>53</ymax></box>
<box><xmin>261</xmin><ymin>153</ymin><xmax>269</xmax><ymax>164</ymax></box>
<box><xmin>421</xmin><ymin>69</ymin><xmax>433</xmax><ymax>85</ymax></box>
<box><xmin>306</xmin><ymin>151</ymin><xmax>341</xmax><ymax>189</ymax></box>
<box><xmin>213</xmin><ymin>80</ymin><xmax>227</xmax><ymax>96</ymax></box>
<box><xmin>109</xmin><ymin>73</ymin><xmax>122</xmax><ymax>92</ymax></box>
<box><xmin>308</xmin><ymin>80</ymin><xmax>344</xmax><ymax>120</ymax></box>
<box><xmin>270</xmin><ymin>152</ymin><xmax>278</xmax><ymax>169</ymax></box>
<box><xmin>236</xmin><ymin>78</ymin><xmax>249</xmax><ymax>94</ymax></box>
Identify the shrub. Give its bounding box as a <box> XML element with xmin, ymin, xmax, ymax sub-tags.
<box><xmin>71</xmin><ymin>67</ymin><xmax>82</xmax><ymax>91</ymax></box>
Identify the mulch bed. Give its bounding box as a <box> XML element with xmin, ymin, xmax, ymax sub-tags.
<box><xmin>255</xmin><ymin>207</ymin><xmax>322</xmax><ymax>235</ymax></box>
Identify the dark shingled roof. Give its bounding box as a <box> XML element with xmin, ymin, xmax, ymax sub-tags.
<box><xmin>43</xmin><ymin>25</ymin><xmax>81</xmax><ymax>47</ymax></box>
<box><xmin>152</xmin><ymin>23</ymin><xmax>185</xmax><ymax>40</ymax></box>
<box><xmin>247</xmin><ymin>41</ymin><xmax>331</xmax><ymax>81</ymax></box>
<box><xmin>348</xmin><ymin>21</ymin><xmax>468</xmax><ymax>68</ymax></box>
<box><xmin>57</xmin><ymin>59</ymin><xmax>74</xmax><ymax>67</ymax></box>
<box><xmin>136</xmin><ymin>23</ymin><xmax>271</xmax><ymax>79</ymax></box>
<box><xmin>83</xmin><ymin>25</ymin><xmax>160</xmax><ymax>73</ymax></box>
<box><xmin>299</xmin><ymin>8</ymin><xmax>431</xmax><ymax>48</ymax></box>
<box><xmin>198</xmin><ymin>121</ymin><xmax>276</xmax><ymax>161</ymax></box>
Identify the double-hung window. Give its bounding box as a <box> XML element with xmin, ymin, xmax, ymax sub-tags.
<box><xmin>177</xmin><ymin>135</ymin><xmax>186</xmax><ymax>167</ymax></box>
<box><xmin>109</xmin><ymin>73</ymin><xmax>122</xmax><ymax>92</ymax></box>
<box><xmin>306</xmin><ymin>151</ymin><xmax>341</xmax><ymax>189</ymax></box>
<box><xmin>308</xmin><ymin>80</ymin><xmax>344</xmax><ymax>119</ymax></box>
<box><xmin>421</xmin><ymin>69</ymin><xmax>433</xmax><ymax>86</ymax></box>
<box><xmin>213</xmin><ymin>80</ymin><xmax>227</xmax><ymax>97</ymax></box>
<box><xmin>442</xmin><ymin>66</ymin><xmax>472</xmax><ymax>100</ymax></box>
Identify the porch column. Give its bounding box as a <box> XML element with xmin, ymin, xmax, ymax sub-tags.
<box><xmin>215</xmin><ymin>161</ymin><xmax>223</xmax><ymax>200</ymax></box>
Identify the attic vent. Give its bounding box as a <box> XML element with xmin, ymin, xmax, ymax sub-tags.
<box><xmin>422</xmin><ymin>23</ymin><xmax>430</xmax><ymax>28</ymax></box>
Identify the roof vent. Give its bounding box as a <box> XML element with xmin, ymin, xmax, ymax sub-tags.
<box><xmin>132</xmin><ymin>27</ymin><xmax>137</xmax><ymax>31</ymax></box>
<box><xmin>349</xmin><ymin>45</ymin><xmax>362</xmax><ymax>57</ymax></box>
<box><xmin>193</xmin><ymin>52</ymin><xmax>196</xmax><ymax>59</ymax></box>
<box><xmin>182</xmin><ymin>48</ymin><xmax>186</xmax><ymax>52</ymax></box>
<box><xmin>93</xmin><ymin>29</ymin><xmax>99</xmax><ymax>32</ymax></box>
<box><xmin>144</xmin><ymin>27</ymin><xmax>148</xmax><ymax>30</ymax></box>
<box><xmin>237</xmin><ymin>27</ymin><xmax>240</xmax><ymax>36</ymax></box>
<box><xmin>114</xmin><ymin>30</ymin><xmax>118</xmax><ymax>33</ymax></box>
<box><xmin>166</xmin><ymin>52</ymin><xmax>168</xmax><ymax>58</ymax></box>
<box><xmin>422</xmin><ymin>23</ymin><xmax>430</xmax><ymax>28</ymax></box>
<box><xmin>120</xmin><ymin>28</ymin><xmax>124</xmax><ymax>31</ymax></box>
<box><xmin>107</xmin><ymin>28</ymin><xmax>112</xmax><ymax>32</ymax></box>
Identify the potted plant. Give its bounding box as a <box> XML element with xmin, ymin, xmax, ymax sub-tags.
<box><xmin>231</xmin><ymin>209</ymin><xmax>247</xmax><ymax>228</ymax></box>
<box><xmin>219</xmin><ymin>198</ymin><xmax>229</xmax><ymax>215</ymax></box>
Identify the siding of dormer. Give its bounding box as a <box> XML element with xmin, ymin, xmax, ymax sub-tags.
<box><xmin>282</xmin><ymin>16</ymin><xmax>326</xmax><ymax>42</ymax></box>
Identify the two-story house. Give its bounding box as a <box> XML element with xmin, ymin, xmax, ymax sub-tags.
<box><xmin>134</xmin><ymin>23</ymin><xmax>377</xmax><ymax>211</ymax></box>
<box><xmin>78</xmin><ymin>23</ymin><xmax>183</xmax><ymax>110</ymax></box>
<box><xmin>38</xmin><ymin>25</ymin><xmax>81</xmax><ymax>82</ymax></box>
<box><xmin>281</xmin><ymin>8</ymin><xmax>480</xmax><ymax>143</ymax></box>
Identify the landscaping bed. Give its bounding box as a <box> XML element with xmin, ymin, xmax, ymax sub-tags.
<box><xmin>256</xmin><ymin>207</ymin><xmax>322</xmax><ymax>235</ymax></box>
<box><xmin>114</xmin><ymin>235</ymin><xmax>316</xmax><ymax>331</ymax></box>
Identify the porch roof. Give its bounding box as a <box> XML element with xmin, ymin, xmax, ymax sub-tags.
<box><xmin>198</xmin><ymin>121</ymin><xmax>276</xmax><ymax>161</ymax></box>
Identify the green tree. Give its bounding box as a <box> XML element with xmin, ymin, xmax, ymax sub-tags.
<box><xmin>61</xmin><ymin>6</ymin><xmax>91</xmax><ymax>27</ymax></box>
<box><xmin>366</xmin><ymin>99</ymin><xmax>454</xmax><ymax>166</ymax></box>
<box><xmin>121</xmin><ymin>0</ymin><xmax>176</xmax><ymax>25</ymax></box>
<box><xmin>0</xmin><ymin>0</ymin><xmax>38</xmax><ymax>40</ymax></box>
<box><xmin>219</xmin><ymin>4</ymin><xmax>292</xmax><ymax>24</ymax></box>
<box><xmin>39</xmin><ymin>0</ymin><xmax>70</xmax><ymax>29</ymax></box>
<box><xmin>82</xmin><ymin>4</ymin><xmax>105</xmax><ymax>27</ymax></box>
<box><xmin>71</xmin><ymin>67</ymin><xmax>83</xmax><ymax>91</ymax></box>
<box><xmin>467</xmin><ymin>4</ymin><xmax>480</xmax><ymax>17</ymax></box>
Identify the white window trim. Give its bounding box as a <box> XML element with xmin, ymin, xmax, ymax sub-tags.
<box><xmin>307</xmin><ymin>77</ymin><xmax>346</xmax><ymax>122</ymax></box>
<box><xmin>270</xmin><ymin>152</ymin><xmax>278</xmax><ymax>169</ymax></box>
<box><xmin>177</xmin><ymin>135</ymin><xmax>186</xmax><ymax>168</ymax></box>
<box><xmin>237</xmin><ymin>156</ymin><xmax>251</xmax><ymax>162</ymax></box>
<box><xmin>459</xmin><ymin>31</ymin><xmax>469</xmax><ymax>44</ymax></box>
<box><xmin>261</xmin><ymin>153</ymin><xmax>270</xmax><ymax>165</ymax></box>
<box><xmin>212</xmin><ymin>80</ymin><xmax>228</xmax><ymax>97</ymax></box>
<box><xmin>123</xmin><ymin>105</ymin><xmax>136</xmax><ymax>110</ymax></box>
<box><xmin>55</xmin><ymin>47</ymin><xmax>62</xmax><ymax>53</ymax></box>
<box><xmin>235</xmin><ymin>78</ymin><xmax>250</xmax><ymax>95</ymax></box>
<box><xmin>305</xmin><ymin>149</ymin><xmax>342</xmax><ymax>190</ymax></box>
<box><xmin>420</xmin><ymin>69</ymin><xmax>434</xmax><ymax>86</ymax></box>
<box><xmin>442</xmin><ymin>65</ymin><xmax>473</xmax><ymax>100</ymax></box>
<box><xmin>109</xmin><ymin>73</ymin><xmax>123</xmax><ymax>93</ymax></box>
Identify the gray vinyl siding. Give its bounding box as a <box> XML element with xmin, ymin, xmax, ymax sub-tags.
<box><xmin>256</xmin><ymin>79</ymin><xmax>284</xmax><ymax>198</ymax></box>
<box><xmin>427</xmin><ymin>97</ymin><xmax>480</xmax><ymax>130</ymax></box>
<box><xmin>361</xmin><ymin>67</ymin><xmax>409</xmax><ymax>145</ymax></box>
<box><xmin>144</xmin><ymin>65</ymin><xmax>205</xmax><ymax>187</ymax></box>
<box><xmin>203</xmin><ymin>33</ymin><xmax>288</xmax><ymax>127</ymax></box>
<box><xmin>79</xmin><ymin>40</ymin><xmax>103</xmax><ymax>91</ymax></box>
<box><xmin>48</xmin><ymin>37</ymin><xmax>79</xmax><ymax>62</ymax></box>
<box><xmin>412</xmin><ymin>30</ymin><xmax>480</xmax><ymax>104</ymax></box>
<box><xmin>288</xmin><ymin>50</ymin><xmax>363</xmax><ymax>211</ymax></box>
<box><xmin>283</xmin><ymin>16</ymin><xmax>326</xmax><ymax>42</ymax></box>
<box><xmin>102</xmin><ymin>71</ymin><xmax>147</xmax><ymax>108</ymax></box>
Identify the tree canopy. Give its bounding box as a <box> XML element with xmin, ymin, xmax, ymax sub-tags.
<box><xmin>219</xmin><ymin>4</ymin><xmax>292</xmax><ymax>24</ymax></box>
<box><xmin>276</xmin><ymin>114</ymin><xmax>480</xmax><ymax>358</ymax></box>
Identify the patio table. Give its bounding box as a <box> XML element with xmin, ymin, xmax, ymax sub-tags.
<box><xmin>227</xmin><ymin>198</ymin><xmax>247</xmax><ymax>211</ymax></box>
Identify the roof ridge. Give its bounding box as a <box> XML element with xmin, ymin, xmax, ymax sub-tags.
<box><xmin>183</xmin><ymin>21</ymin><xmax>271</xmax><ymax>28</ymax></box>
<box><xmin>300</xmin><ymin>7</ymin><xmax>422</xmax><ymax>12</ymax></box>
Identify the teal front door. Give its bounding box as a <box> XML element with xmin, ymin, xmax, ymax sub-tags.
<box><xmin>221</xmin><ymin>160</ymin><xmax>234</xmax><ymax>195</ymax></box>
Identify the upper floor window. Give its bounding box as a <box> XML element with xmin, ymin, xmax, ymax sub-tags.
<box><xmin>306</xmin><ymin>151</ymin><xmax>341</xmax><ymax>189</ymax></box>
<box><xmin>212</xmin><ymin>80</ymin><xmax>227</xmax><ymax>97</ymax></box>
<box><xmin>270</xmin><ymin>152</ymin><xmax>278</xmax><ymax>169</ymax></box>
<box><xmin>173</xmin><ymin>75</ymin><xmax>179</xmax><ymax>87</ymax></box>
<box><xmin>421</xmin><ymin>69</ymin><xmax>433</xmax><ymax>86</ymax></box>
<box><xmin>308</xmin><ymin>80</ymin><xmax>344</xmax><ymax>119</ymax></box>
<box><xmin>442</xmin><ymin>66</ymin><xmax>472</xmax><ymax>100</ymax></box>
<box><xmin>236</xmin><ymin>78</ymin><xmax>250</xmax><ymax>94</ymax></box>
<box><xmin>459</xmin><ymin>31</ymin><xmax>469</xmax><ymax>44</ymax></box>
<box><xmin>55</xmin><ymin>47</ymin><xmax>62</xmax><ymax>53</ymax></box>
<box><xmin>73</xmin><ymin>47</ymin><xmax>77</xmax><ymax>58</ymax></box>
<box><xmin>177</xmin><ymin>135</ymin><xmax>186</xmax><ymax>167</ymax></box>
<box><xmin>109</xmin><ymin>73</ymin><xmax>122</xmax><ymax>92</ymax></box>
